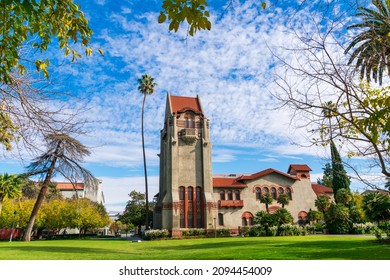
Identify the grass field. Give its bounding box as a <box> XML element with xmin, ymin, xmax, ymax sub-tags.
<box><xmin>0</xmin><ymin>235</ymin><xmax>389</xmax><ymax>260</ymax></box>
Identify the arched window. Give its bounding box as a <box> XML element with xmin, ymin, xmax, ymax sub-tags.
<box><xmin>235</xmin><ymin>190</ymin><xmax>240</xmax><ymax>200</ymax></box>
<box><xmin>227</xmin><ymin>190</ymin><xmax>233</xmax><ymax>200</ymax></box>
<box><xmin>220</xmin><ymin>190</ymin><xmax>225</xmax><ymax>200</ymax></box>
<box><xmin>263</xmin><ymin>187</ymin><xmax>269</xmax><ymax>194</ymax></box>
<box><xmin>241</xmin><ymin>212</ymin><xmax>254</xmax><ymax>227</ymax></box>
<box><xmin>278</xmin><ymin>188</ymin><xmax>284</xmax><ymax>195</ymax></box>
<box><xmin>256</xmin><ymin>188</ymin><xmax>262</xmax><ymax>200</ymax></box>
<box><xmin>271</xmin><ymin>187</ymin><xmax>277</xmax><ymax>199</ymax></box>
<box><xmin>286</xmin><ymin>188</ymin><xmax>292</xmax><ymax>200</ymax></box>
<box><xmin>188</xmin><ymin>186</ymin><xmax>193</xmax><ymax>200</ymax></box>
<box><xmin>196</xmin><ymin>187</ymin><xmax>202</xmax><ymax>201</ymax></box>
<box><xmin>179</xmin><ymin>187</ymin><xmax>185</xmax><ymax>200</ymax></box>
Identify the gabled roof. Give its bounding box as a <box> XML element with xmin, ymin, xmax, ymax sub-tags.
<box><xmin>287</xmin><ymin>164</ymin><xmax>312</xmax><ymax>173</ymax></box>
<box><xmin>56</xmin><ymin>182</ymin><xmax>84</xmax><ymax>191</ymax></box>
<box><xmin>311</xmin><ymin>183</ymin><xmax>333</xmax><ymax>197</ymax></box>
<box><xmin>213</xmin><ymin>177</ymin><xmax>247</xmax><ymax>188</ymax></box>
<box><xmin>169</xmin><ymin>95</ymin><xmax>202</xmax><ymax>115</ymax></box>
<box><xmin>239</xmin><ymin>168</ymin><xmax>299</xmax><ymax>181</ymax></box>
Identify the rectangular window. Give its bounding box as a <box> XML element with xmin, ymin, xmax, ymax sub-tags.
<box><xmin>218</xmin><ymin>213</ymin><xmax>224</xmax><ymax>226</ymax></box>
<box><xmin>180</xmin><ymin>214</ymin><xmax>185</xmax><ymax>228</ymax></box>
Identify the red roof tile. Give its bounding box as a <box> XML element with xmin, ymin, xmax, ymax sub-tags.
<box><xmin>287</xmin><ymin>164</ymin><xmax>312</xmax><ymax>173</ymax></box>
<box><xmin>213</xmin><ymin>177</ymin><xmax>247</xmax><ymax>188</ymax></box>
<box><xmin>56</xmin><ymin>182</ymin><xmax>84</xmax><ymax>191</ymax></box>
<box><xmin>311</xmin><ymin>183</ymin><xmax>333</xmax><ymax>197</ymax></box>
<box><xmin>240</xmin><ymin>168</ymin><xmax>298</xmax><ymax>181</ymax></box>
<box><xmin>170</xmin><ymin>95</ymin><xmax>202</xmax><ymax>114</ymax></box>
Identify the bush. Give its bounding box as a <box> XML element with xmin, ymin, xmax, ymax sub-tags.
<box><xmin>278</xmin><ymin>224</ymin><xmax>301</xmax><ymax>236</ymax></box>
<box><xmin>143</xmin><ymin>229</ymin><xmax>170</xmax><ymax>240</ymax></box>
<box><xmin>351</xmin><ymin>222</ymin><xmax>378</xmax><ymax>234</ymax></box>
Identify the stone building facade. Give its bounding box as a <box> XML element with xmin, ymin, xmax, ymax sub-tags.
<box><xmin>153</xmin><ymin>94</ymin><xmax>333</xmax><ymax>236</ymax></box>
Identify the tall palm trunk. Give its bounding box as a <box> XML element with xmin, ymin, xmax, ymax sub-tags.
<box><xmin>23</xmin><ymin>149</ymin><xmax>59</xmax><ymax>241</ymax></box>
<box><xmin>141</xmin><ymin>94</ymin><xmax>149</xmax><ymax>230</ymax></box>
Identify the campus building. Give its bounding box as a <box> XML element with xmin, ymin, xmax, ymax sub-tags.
<box><xmin>153</xmin><ymin>94</ymin><xmax>333</xmax><ymax>236</ymax></box>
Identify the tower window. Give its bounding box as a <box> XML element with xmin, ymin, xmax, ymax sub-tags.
<box><xmin>179</xmin><ymin>187</ymin><xmax>185</xmax><ymax>200</ymax></box>
<box><xmin>196</xmin><ymin>187</ymin><xmax>202</xmax><ymax>201</ymax></box>
<box><xmin>188</xmin><ymin>186</ymin><xmax>193</xmax><ymax>200</ymax></box>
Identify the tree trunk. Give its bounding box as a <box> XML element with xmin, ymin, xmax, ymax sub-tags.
<box><xmin>141</xmin><ymin>94</ymin><xmax>149</xmax><ymax>230</ymax></box>
<box><xmin>23</xmin><ymin>156</ymin><xmax>57</xmax><ymax>241</ymax></box>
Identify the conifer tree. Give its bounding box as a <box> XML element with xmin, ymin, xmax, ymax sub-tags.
<box><xmin>330</xmin><ymin>140</ymin><xmax>351</xmax><ymax>202</ymax></box>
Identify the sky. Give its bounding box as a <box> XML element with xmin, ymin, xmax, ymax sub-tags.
<box><xmin>2</xmin><ymin>0</ymin><xmax>384</xmax><ymax>213</ymax></box>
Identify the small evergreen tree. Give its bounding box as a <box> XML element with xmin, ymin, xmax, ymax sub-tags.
<box><xmin>330</xmin><ymin>140</ymin><xmax>351</xmax><ymax>201</ymax></box>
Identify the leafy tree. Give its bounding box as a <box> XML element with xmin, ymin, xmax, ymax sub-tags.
<box><xmin>137</xmin><ymin>74</ymin><xmax>157</xmax><ymax>230</ymax></box>
<box><xmin>275</xmin><ymin>20</ymin><xmax>390</xmax><ymax>189</ymax></box>
<box><xmin>23</xmin><ymin>133</ymin><xmax>96</xmax><ymax>241</ymax></box>
<box><xmin>119</xmin><ymin>191</ymin><xmax>153</xmax><ymax>232</ymax></box>
<box><xmin>345</xmin><ymin>0</ymin><xmax>390</xmax><ymax>85</ymax></box>
<box><xmin>335</xmin><ymin>189</ymin><xmax>353</xmax><ymax>206</ymax></box>
<box><xmin>260</xmin><ymin>192</ymin><xmax>273</xmax><ymax>213</ymax></box>
<box><xmin>0</xmin><ymin>0</ymin><xmax>102</xmax><ymax>84</ymax></box>
<box><xmin>307</xmin><ymin>209</ymin><xmax>324</xmax><ymax>224</ymax></box>
<box><xmin>317</xmin><ymin>163</ymin><xmax>333</xmax><ymax>188</ymax></box>
<box><xmin>326</xmin><ymin>203</ymin><xmax>351</xmax><ymax>234</ymax></box>
<box><xmin>315</xmin><ymin>194</ymin><xmax>331</xmax><ymax>216</ymax></box>
<box><xmin>362</xmin><ymin>192</ymin><xmax>390</xmax><ymax>224</ymax></box>
<box><xmin>330</xmin><ymin>141</ymin><xmax>351</xmax><ymax>199</ymax></box>
<box><xmin>67</xmin><ymin>198</ymin><xmax>110</xmax><ymax>235</ymax></box>
<box><xmin>0</xmin><ymin>173</ymin><xmax>22</xmax><ymax>215</ymax></box>
<box><xmin>277</xmin><ymin>193</ymin><xmax>290</xmax><ymax>208</ymax></box>
<box><xmin>158</xmin><ymin>0</ymin><xmax>267</xmax><ymax>36</ymax></box>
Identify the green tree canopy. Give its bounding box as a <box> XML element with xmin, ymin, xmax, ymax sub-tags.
<box><xmin>330</xmin><ymin>141</ymin><xmax>351</xmax><ymax>198</ymax></box>
<box><xmin>0</xmin><ymin>173</ymin><xmax>22</xmax><ymax>215</ymax></box>
<box><xmin>0</xmin><ymin>0</ymin><xmax>102</xmax><ymax>83</ymax></box>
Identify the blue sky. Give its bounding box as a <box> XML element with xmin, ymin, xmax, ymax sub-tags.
<box><xmin>2</xmin><ymin>0</ymin><xmax>383</xmax><ymax>212</ymax></box>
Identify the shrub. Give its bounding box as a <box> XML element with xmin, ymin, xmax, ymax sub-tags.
<box><xmin>351</xmin><ymin>222</ymin><xmax>378</xmax><ymax>234</ymax></box>
<box><xmin>143</xmin><ymin>229</ymin><xmax>169</xmax><ymax>240</ymax></box>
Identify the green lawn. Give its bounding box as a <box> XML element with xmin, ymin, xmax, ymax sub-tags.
<box><xmin>0</xmin><ymin>235</ymin><xmax>389</xmax><ymax>260</ymax></box>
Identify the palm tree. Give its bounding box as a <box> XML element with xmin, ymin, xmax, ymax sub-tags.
<box><xmin>137</xmin><ymin>74</ymin><xmax>156</xmax><ymax>230</ymax></box>
<box><xmin>277</xmin><ymin>193</ymin><xmax>290</xmax><ymax>208</ymax></box>
<box><xmin>260</xmin><ymin>192</ymin><xmax>273</xmax><ymax>213</ymax></box>
<box><xmin>345</xmin><ymin>0</ymin><xmax>390</xmax><ymax>85</ymax></box>
<box><xmin>362</xmin><ymin>192</ymin><xmax>390</xmax><ymax>224</ymax></box>
<box><xmin>0</xmin><ymin>173</ymin><xmax>22</xmax><ymax>215</ymax></box>
<box><xmin>23</xmin><ymin>133</ymin><xmax>96</xmax><ymax>241</ymax></box>
<box><xmin>315</xmin><ymin>194</ymin><xmax>331</xmax><ymax>216</ymax></box>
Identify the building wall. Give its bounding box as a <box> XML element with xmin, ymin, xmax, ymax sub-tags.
<box><xmin>214</xmin><ymin>173</ymin><xmax>319</xmax><ymax>230</ymax></box>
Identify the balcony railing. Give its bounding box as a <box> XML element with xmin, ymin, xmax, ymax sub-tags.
<box><xmin>218</xmin><ymin>200</ymin><xmax>244</xmax><ymax>208</ymax></box>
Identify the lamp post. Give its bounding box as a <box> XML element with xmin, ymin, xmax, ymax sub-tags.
<box><xmin>213</xmin><ymin>217</ymin><xmax>216</xmax><ymax>238</ymax></box>
<box><xmin>9</xmin><ymin>211</ymin><xmax>17</xmax><ymax>242</ymax></box>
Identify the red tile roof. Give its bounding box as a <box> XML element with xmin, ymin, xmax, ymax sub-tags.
<box><xmin>240</xmin><ymin>168</ymin><xmax>299</xmax><ymax>181</ymax></box>
<box><xmin>213</xmin><ymin>177</ymin><xmax>247</xmax><ymax>188</ymax></box>
<box><xmin>170</xmin><ymin>95</ymin><xmax>202</xmax><ymax>114</ymax></box>
<box><xmin>287</xmin><ymin>164</ymin><xmax>312</xmax><ymax>173</ymax></box>
<box><xmin>56</xmin><ymin>182</ymin><xmax>84</xmax><ymax>191</ymax></box>
<box><xmin>311</xmin><ymin>184</ymin><xmax>333</xmax><ymax>197</ymax></box>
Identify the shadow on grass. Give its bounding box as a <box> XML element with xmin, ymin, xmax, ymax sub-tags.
<box><xmin>145</xmin><ymin>237</ymin><xmax>389</xmax><ymax>260</ymax></box>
